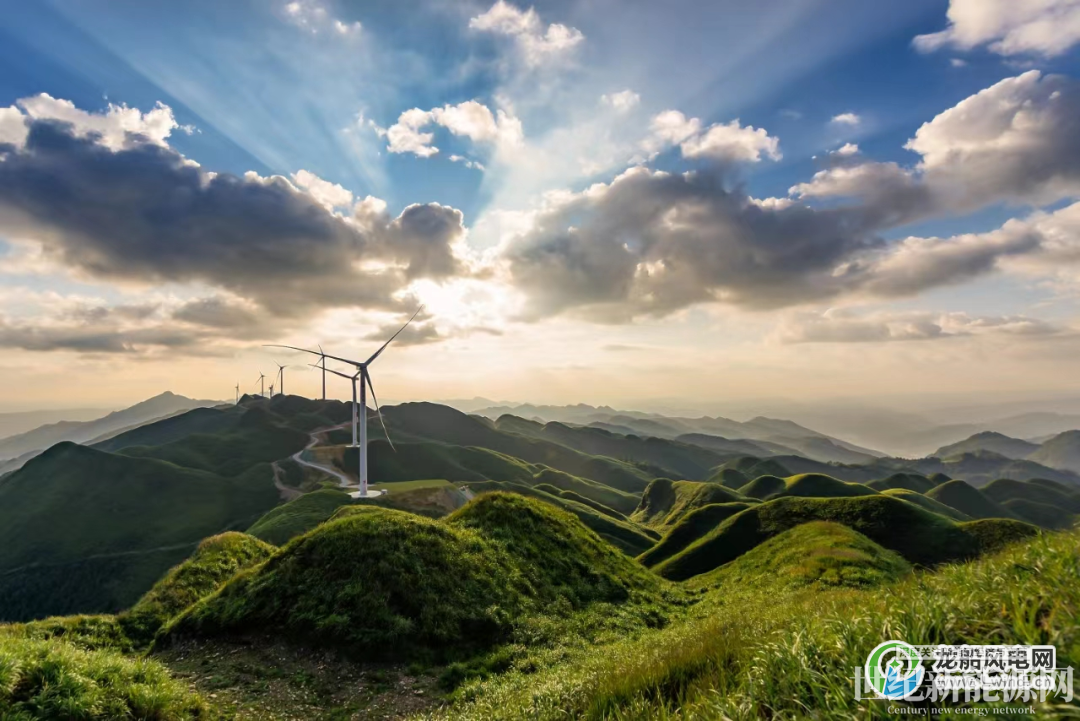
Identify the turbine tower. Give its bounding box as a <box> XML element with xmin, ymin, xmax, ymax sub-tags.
<box><xmin>235</xmin><ymin>382</ymin><xmax>240</xmax><ymax>404</ymax></box>
<box><xmin>318</xmin><ymin>345</ymin><xmax>326</xmax><ymax>400</ymax></box>
<box><xmin>266</xmin><ymin>306</ymin><xmax>422</xmax><ymax>497</ymax></box>
<box><xmin>275</xmin><ymin>362</ymin><xmax>287</xmax><ymax>396</ymax></box>
<box><xmin>269</xmin><ymin>383</ymin><xmax>275</xmax><ymax>398</ymax></box>
<box><xmin>255</xmin><ymin>372</ymin><xmax>265</xmax><ymax>398</ymax></box>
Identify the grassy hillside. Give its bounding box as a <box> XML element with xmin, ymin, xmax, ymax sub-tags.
<box><xmin>246</xmin><ymin>489</ymin><xmax>354</xmax><ymax>545</ymax></box>
<box><xmin>652</xmin><ymin>495</ymin><xmax>1021</xmax><ymax>581</ymax></box>
<box><xmin>122</xmin><ymin>532</ymin><xmax>274</xmax><ymax>642</ymax></box>
<box><xmin>0</xmin><ymin>636</ymin><xmax>209</xmax><ymax>719</ymax></box>
<box><xmin>0</xmin><ymin>442</ymin><xmax>279</xmax><ymax>622</ymax></box>
<box><xmin>866</xmin><ymin>472</ymin><xmax>935</xmax><ymax>493</ymax></box>
<box><xmin>167</xmin><ymin>495</ymin><xmax>664</xmax><ymax>660</ymax></box>
<box><xmin>982</xmin><ymin>477</ymin><xmax>1080</xmax><ymax>513</ymax></box>
<box><xmin>736</xmin><ymin>474</ymin><xmax>785</xmax><ymax>499</ymax></box>
<box><xmin>92</xmin><ymin>405</ymin><xmax>240</xmax><ymax>453</ymax></box>
<box><xmin>630</xmin><ymin>479</ymin><xmax>751</xmax><ymax>530</ymax></box>
<box><xmin>637</xmin><ymin>502</ymin><xmax>754</xmax><ymax>568</ymax></box>
<box><xmin>711</xmin><ymin>467</ymin><xmax>747</xmax><ymax>489</ymax></box>
<box><xmin>692</xmin><ymin>521</ymin><xmax>912</xmax><ymax>591</ymax></box>
<box><xmin>1027</xmin><ymin>429</ymin><xmax>1080</xmax><ymax>473</ymax></box>
<box><xmin>926</xmin><ymin>479</ymin><xmax>1017</xmax><ymax>520</ymax></box>
<box><xmin>773</xmin><ymin>473</ymin><xmax>880</xmax><ymax>499</ymax></box>
<box><xmin>710</xmin><ymin>456</ymin><xmax>791</xmax><ymax>481</ymax></box>
<box><xmin>880</xmin><ymin>488</ymin><xmax>972</xmax><ymax>521</ymax></box>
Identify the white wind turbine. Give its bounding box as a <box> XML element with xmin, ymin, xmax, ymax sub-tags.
<box><xmin>266</xmin><ymin>306</ymin><xmax>422</xmax><ymax>498</ymax></box>
<box><xmin>275</xmin><ymin>362</ymin><xmax>287</xmax><ymax>397</ymax></box>
<box><xmin>235</xmin><ymin>382</ymin><xmax>240</xmax><ymax>404</ymax></box>
<box><xmin>255</xmin><ymin>372</ymin><xmax>266</xmax><ymax>398</ymax></box>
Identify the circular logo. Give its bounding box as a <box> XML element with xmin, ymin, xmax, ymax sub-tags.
<box><xmin>865</xmin><ymin>640</ymin><xmax>925</xmax><ymax>700</ymax></box>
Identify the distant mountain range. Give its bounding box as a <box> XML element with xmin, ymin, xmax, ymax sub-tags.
<box><xmin>933</xmin><ymin>430</ymin><xmax>1080</xmax><ymax>476</ymax></box>
<box><xmin>0</xmin><ymin>407</ymin><xmax>114</xmax><ymax>441</ymax></box>
<box><xmin>468</xmin><ymin>403</ymin><xmax>885</xmax><ymax>465</ymax></box>
<box><xmin>0</xmin><ymin>392</ymin><xmax>223</xmax><ymax>473</ymax></box>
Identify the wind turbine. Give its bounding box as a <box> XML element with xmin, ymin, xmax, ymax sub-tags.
<box><xmin>235</xmin><ymin>382</ymin><xmax>240</xmax><ymax>404</ymax></box>
<box><xmin>269</xmin><ymin>383</ymin><xmax>275</xmax><ymax>398</ymax></box>
<box><xmin>318</xmin><ymin>345</ymin><xmax>326</xmax><ymax>401</ymax></box>
<box><xmin>275</xmin><ymin>362</ymin><xmax>287</xmax><ymax>397</ymax></box>
<box><xmin>266</xmin><ymin>306</ymin><xmax>422</xmax><ymax>497</ymax></box>
<box><xmin>255</xmin><ymin>372</ymin><xmax>265</xmax><ymax>398</ymax></box>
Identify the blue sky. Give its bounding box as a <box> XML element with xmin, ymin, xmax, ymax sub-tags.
<box><xmin>2</xmin><ymin>0</ymin><xmax>1080</xmax><ymax>412</ymax></box>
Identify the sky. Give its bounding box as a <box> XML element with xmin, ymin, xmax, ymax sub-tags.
<box><xmin>2</xmin><ymin>0</ymin><xmax>1080</xmax><ymax>414</ymax></box>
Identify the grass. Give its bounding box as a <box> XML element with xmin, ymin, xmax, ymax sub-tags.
<box><xmin>735</xmin><ymin>474</ymin><xmax>785</xmax><ymax>499</ymax></box>
<box><xmin>866</xmin><ymin>472</ymin><xmax>935</xmax><ymax>494</ymax></box>
<box><xmin>926</xmin><ymin>479</ymin><xmax>1017</xmax><ymax>520</ymax></box>
<box><xmin>165</xmin><ymin>495</ymin><xmax>665</xmax><ymax>663</ymax></box>
<box><xmin>652</xmin><ymin>494</ymin><xmax>1026</xmax><ymax>581</ymax></box>
<box><xmin>983</xmin><ymin>477</ymin><xmax>1080</xmax><ymax>514</ymax></box>
<box><xmin>631</xmin><ymin>479</ymin><xmax>751</xmax><ymax>530</ymax></box>
<box><xmin>709</xmin><ymin>468</ymin><xmax>746</xmax><ymax>489</ymax></box>
<box><xmin>879</xmin><ymin>487</ymin><xmax>972</xmax><ymax>521</ymax></box>
<box><xmin>690</xmin><ymin>521</ymin><xmax>912</xmax><ymax>591</ymax></box>
<box><xmin>772</xmin><ymin>473</ymin><xmax>880</xmax><ymax>499</ymax></box>
<box><xmin>246</xmin><ymin>489</ymin><xmax>354</xmax><ymax>546</ymax></box>
<box><xmin>0</xmin><ymin>635</ymin><xmax>208</xmax><ymax>719</ymax></box>
<box><xmin>637</xmin><ymin>503</ymin><xmax>753</xmax><ymax>569</ymax></box>
<box><xmin>122</xmin><ymin>533</ymin><xmax>275</xmax><ymax>643</ymax></box>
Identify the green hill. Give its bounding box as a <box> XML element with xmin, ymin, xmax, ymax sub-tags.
<box><xmin>0</xmin><ymin>443</ymin><xmax>279</xmax><ymax>622</ymax></box>
<box><xmin>692</xmin><ymin>521</ymin><xmax>912</xmax><ymax>591</ymax></box>
<box><xmin>926</xmin><ymin>479</ymin><xmax>1016</xmax><ymax>520</ymax></box>
<box><xmin>1000</xmin><ymin>499</ymin><xmax>1075</xmax><ymax>529</ymax></box>
<box><xmin>92</xmin><ymin>405</ymin><xmax>240</xmax><ymax>453</ymax></box>
<box><xmin>246</xmin><ymin>489</ymin><xmax>355</xmax><ymax>545</ymax></box>
<box><xmin>167</xmin><ymin>495</ymin><xmax>663</xmax><ymax>659</ymax></box>
<box><xmin>712</xmin><ymin>456</ymin><xmax>791</xmax><ymax>480</ymax></box>
<box><xmin>464</xmin><ymin>481</ymin><xmax>656</xmax><ymax>555</ymax></box>
<box><xmin>736</xmin><ymin>474</ymin><xmax>786</xmax><ymax>500</ymax></box>
<box><xmin>982</xmin><ymin>477</ymin><xmax>1080</xmax><ymax>514</ymax></box>
<box><xmin>631</xmin><ymin>479</ymin><xmax>750</xmax><ymax>530</ymax></box>
<box><xmin>637</xmin><ymin>502</ymin><xmax>754</xmax><ymax>568</ymax></box>
<box><xmin>880</xmin><ymin>488</ymin><xmax>972</xmax><ymax>521</ymax></box>
<box><xmin>867</xmin><ymin>472</ymin><xmax>935</xmax><ymax>494</ymax></box>
<box><xmin>711</xmin><ymin>467</ymin><xmax>747</xmax><ymax>489</ymax></box>
<box><xmin>773</xmin><ymin>473</ymin><xmax>879</xmax><ymax>499</ymax></box>
<box><xmin>122</xmin><ymin>532</ymin><xmax>274</xmax><ymax>642</ymax></box>
<box><xmin>652</xmin><ymin>495</ymin><xmax>1003</xmax><ymax>581</ymax></box>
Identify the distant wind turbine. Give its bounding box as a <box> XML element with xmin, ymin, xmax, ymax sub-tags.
<box><xmin>269</xmin><ymin>383</ymin><xmax>275</xmax><ymax>398</ymax></box>
<box><xmin>255</xmin><ymin>372</ymin><xmax>265</xmax><ymax>398</ymax></box>
<box><xmin>235</xmin><ymin>382</ymin><xmax>240</xmax><ymax>404</ymax></box>
<box><xmin>266</xmin><ymin>306</ymin><xmax>422</xmax><ymax>497</ymax></box>
<box><xmin>318</xmin><ymin>344</ymin><xmax>326</xmax><ymax>400</ymax></box>
<box><xmin>275</xmin><ymin>362</ymin><xmax>287</xmax><ymax>397</ymax></box>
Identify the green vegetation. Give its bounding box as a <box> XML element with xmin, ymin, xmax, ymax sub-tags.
<box><xmin>631</xmin><ymin>479</ymin><xmax>750</xmax><ymax>530</ymax></box>
<box><xmin>637</xmin><ymin>502</ymin><xmax>752</xmax><ymax>569</ymax></box>
<box><xmin>711</xmin><ymin>468</ymin><xmax>746</xmax><ymax>489</ymax></box>
<box><xmin>772</xmin><ymin>473</ymin><xmax>880</xmax><ymax>498</ymax></box>
<box><xmin>652</xmin><ymin>494</ymin><xmax>1016</xmax><ymax>581</ymax></box>
<box><xmin>166</xmin><ymin>495</ymin><xmax>665</xmax><ymax>661</ymax></box>
<box><xmin>122</xmin><ymin>533</ymin><xmax>275</xmax><ymax>642</ymax></box>
<box><xmin>735</xmin><ymin>474</ymin><xmax>784</xmax><ymax>499</ymax></box>
<box><xmin>0</xmin><ymin>443</ymin><xmax>278</xmax><ymax>622</ymax></box>
<box><xmin>692</xmin><ymin>521</ymin><xmax>912</xmax><ymax>591</ymax></box>
<box><xmin>926</xmin><ymin>479</ymin><xmax>1017</xmax><ymax>520</ymax></box>
<box><xmin>866</xmin><ymin>472</ymin><xmax>935</xmax><ymax>493</ymax></box>
<box><xmin>710</xmin><ymin>456</ymin><xmax>791</xmax><ymax>482</ymax></box>
<box><xmin>0</xmin><ymin>636</ymin><xmax>208</xmax><ymax>719</ymax></box>
<box><xmin>246</xmin><ymin>489</ymin><xmax>354</xmax><ymax>545</ymax></box>
<box><xmin>879</xmin><ymin>487</ymin><xmax>972</xmax><ymax>521</ymax></box>
<box><xmin>426</xmin><ymin>524</ymin><xmax>1073</xmax><ymax>720</ymax></box>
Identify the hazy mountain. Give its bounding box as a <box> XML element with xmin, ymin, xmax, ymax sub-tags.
<box><xmin>0</xmin><ymin>407</ymin><xmax>113</xmax><ymax>441</ymax></box>
<box><xmin>0</xmin><ymin>392</ymin><xmax>223</xmax><ymax>464</ymax></box>
<box><xmin>933</xmin><ymin>432</ymin><xmax>1040</xmax><ymax>460</ymax></box>
<box><xmin>1027</xmin><ymin>431</ymin><xmax>1080</xmax><ymax>475</ymax></box>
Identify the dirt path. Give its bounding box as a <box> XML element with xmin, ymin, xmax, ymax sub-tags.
<box><xmin>271</xmin><ymin>422</ymin><xmax>360</xmax><ymax>495</ymax></box>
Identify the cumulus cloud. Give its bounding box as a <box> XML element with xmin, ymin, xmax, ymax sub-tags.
<box><xmin>469</xmin><ymin>0</ymin><xmax>584</xmax><ymax>67</ymax></box>
<box><xmin>914</xmin><ymin>0</ymin><xmax>1080</xmax><ymax>57</ymax></box>
<box><xmin>777</xmin><ymin>308</ymin><xmax>1063</xmax><ymax>344</ymax></box>
<box><xmin>1</xmin><ymin>94</ymin><xmax>188</xmax><ymax>151</ymax></box>
<box><xmin>283</xmin><ymin>0</ymin><xmax>361</xmax><ymax>35</ymax></box>
<box><xmin>0</xmin><ymin>105</ymin><xmax>469</xmax><ymax>325</ymax></box>
<box><xmin>831</xmin><ymin>112</ymin><xmax>861</xmax><ymax>126</ymax></box>
<box><xmin>291</xmin><ymin>169</ymin><xmax>353</xmax><ymax>209</ymax></box>
<box><xmin>385</xmin><ymin>100</ymin><xmax>523</xmax><ymax>158</ymax></box>
<box><xmin>641</xmin><ymin>111</ymin><xmax>781</xmax><ymax>163</ymax></box>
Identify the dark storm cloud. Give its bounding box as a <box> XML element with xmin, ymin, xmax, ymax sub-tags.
<box><xmin>0</xmin><ymin>121</ymin><xmax>467</xmax><ymax>319</ymax></box>
<box><xmin>0</xmin><ymin>318</ymin><xmax>204</xmax><ymax>354</ymax></box>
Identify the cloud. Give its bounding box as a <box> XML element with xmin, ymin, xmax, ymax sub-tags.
<box><xmin>449</xmin><ymin>154</ymin><xmax>485</xmax><ymax>171</ymax></box>
<box><xmin>362</xmin><ymin>320</ymin><xmax>440</xmax><ymax>347</ymax></box>
<box><xmin>385</xmin><ymin>101</ymin><xmax>523</xmax><ymax>158</ymax></box>
<box><xmin>835</xmin><ymin>143</ymin><xmax>859</xmax><ymax>156</ymax></box>
<box><xmin>501</xmin><ymin>166</ymin><xmax>884</xmax><ymax>320</ymax></box>
<box><xmin>2</xmin><ymin>94</ymin><xmax>186</xmax><ymax>151</ymax></box>
<box><xmin>283</xmin><ymin>0</ymin><xmax>361</xmax><ymax>35</ymax></box>
<box><xmin>777</xmin><ymin>308</ymin><xmax>1063</xmax><ymax>344</ymax></box>
<box><xmin>469</xmin><ymin>1</ymin><xmax>584</xmax><ymax>67</ymax></box>
<box><xmin>0</xmin><ymin>105</ymin><xmax>469</xmax><ymax>326</ymax></box>
<box><xmin>914</xmin><ymin>0</ymin><xmax>1080</xmax><ymax>58</ymax></box>
<box><xmin>291</xmin><ymin>169</ymin><xmax>353</xmax><ymax>209</ymax></box>
<box><xmin>830</xmin><ymin>112</ymin><xmax>861</xmax><ymax>126</ymax></box>
<box><xmin>642</xmin><ymin>111</ymin><xmax>781</xmax><ymax>163</ymax></box>
<box><xmin>600</xmin><ymin>90</ymin><xmax>641</xmax><ymax>113</ymax></box>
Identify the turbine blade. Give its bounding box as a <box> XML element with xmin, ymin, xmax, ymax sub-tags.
<box><xmin>365</xmin><ymin>305</ymin><xmax>425</xmax><ymax>365</ymax></box>
<box><xmin>264</xmin><ymin>344</ymin><xmax>363</xmax><ymax>368</ymax></box>
<box><xmin>363</xmin><ymin>368</ymin><xmax>395</xmax><ymax>452</ymax></box>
